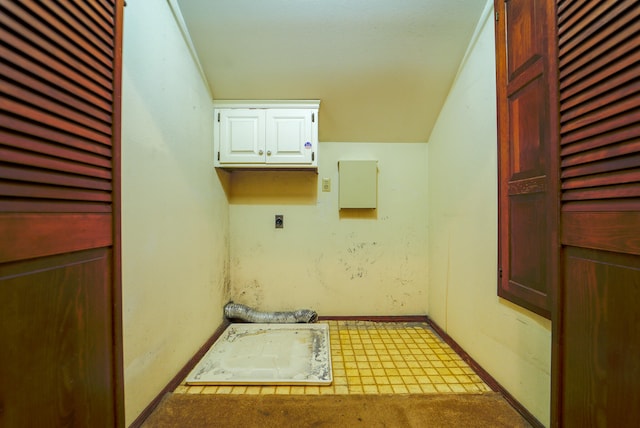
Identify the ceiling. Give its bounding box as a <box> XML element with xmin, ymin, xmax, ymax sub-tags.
<box><xmin>176</xmin><ymin>0</ymin><xmax>488</xmax><ymax>142</ymax></box>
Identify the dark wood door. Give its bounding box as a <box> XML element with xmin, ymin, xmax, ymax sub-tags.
<box><xmin>554</xmin><ymin>0</ymin><xmax>640</xmax><ymax>425</ymax></box>
<box><xmin>497</xmin><ymin>1</ymin><xmax>640</xmax><ymax>425</ymax></box>
<box><xmin>495</xmin><ymin>0</ymin><xmax>560</xmax><ymax>319</ymax></box>
<box><xmin>0</xmin><ymin>1</ymin><xmax>124</xmax><ymax>426</ymax></box>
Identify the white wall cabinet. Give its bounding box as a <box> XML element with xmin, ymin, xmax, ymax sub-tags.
<box><xmin>213</xmin><ymin>100</ymin><xmax>319</xmax><ymax>169</ymax></box>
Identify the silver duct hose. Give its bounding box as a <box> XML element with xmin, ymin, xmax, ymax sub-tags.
<box><xmin>224</xmin><ymin>302</ymin><xmax>318</xmax><ymax>323</ymax></box>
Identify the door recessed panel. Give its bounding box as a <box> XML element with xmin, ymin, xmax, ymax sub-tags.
<box><xmin>220</xmin><ymin>109</ymin><xmax>265</xmax><ymax>163</ymax></box>
<box><xmin>266</xmin><ymin>109</ymin><xmax>312</xmax><ymax>164</ymax></box>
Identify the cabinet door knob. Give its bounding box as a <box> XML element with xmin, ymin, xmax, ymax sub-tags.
<box><xmin>267</xmin><ymin>150</ymin><xmax>272</xmax><ymax>156</ymax></box>
<box><xmin>259</xmin><ymin>150</ymin><xmax>264</xmax><ymax>155</ymax></box>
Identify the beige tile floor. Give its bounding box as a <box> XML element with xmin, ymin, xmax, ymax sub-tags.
<box><xmin>175</xmin><ymin>320</ymin><xmax>491</xmax><ymax>396</ymax></box>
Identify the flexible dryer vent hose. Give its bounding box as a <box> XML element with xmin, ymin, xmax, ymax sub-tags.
<box><xmin>224</xmin><ymin>302</ymin><xmax>318</xmax><ymax>324</ymax></box>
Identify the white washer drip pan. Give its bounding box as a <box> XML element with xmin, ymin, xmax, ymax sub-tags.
<box><xmin>185</xmin><ymin>323</ymin><xmax>332</xmax><ymax>385</ymax></box>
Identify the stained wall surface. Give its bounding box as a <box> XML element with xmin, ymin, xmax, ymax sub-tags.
<box><xmin>228</xmin><ymin>142</ymin><xmax>429</xmax><ymax>316</ymax></box>
<box><xmin>427</xmin><ymin>6</ymin><xmax>552</xmax><ymax>425</ymax></box>
<box><xmin>121</xmin><ymin>1</ymin><xmax>229</xmax><ymax>424</ymax></box>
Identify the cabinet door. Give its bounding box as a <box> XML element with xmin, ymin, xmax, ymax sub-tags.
<box><xmin>218</xmin><ymin>109</ymin><xmax>266</xmax><ymax>164</ymax></box>
<box><xmin>265</xmin><ymin>109</ymin><xmax>315</xmax><ymax>164</ymax></box>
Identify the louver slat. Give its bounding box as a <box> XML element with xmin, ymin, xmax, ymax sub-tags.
<box><xmin>0</xmin><ymin>6</ymin><xmax>112</xmax><ymax>92</ymax></box>
<box><xmin>3</xmin><ymin>2</ymin><xmax>112</xmax><ymax>80</ymax></box>
<box><xmin>0</xmin><ymin>2</ymin><xmax>115</xmax><ymax>213</ymax></box>
<box><xmin>558</xmin><ymin>0</ymin><xmax>640</xmax><ymax>211</ymax></box>
<box><xmin>39</xmin><ymin>1</ymin><xmax>113</xmax><ymax>59</ymax></box>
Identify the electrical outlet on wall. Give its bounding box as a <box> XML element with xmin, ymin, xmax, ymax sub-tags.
<box><xmin>322</xmin><ymin>178</ymin><xmax>331</xmax><ymax>192</ymax></box>
<box><xmin>275</xmin><ymin>214</ymin><xmax>284</xmax><ymax>229</ymax></box>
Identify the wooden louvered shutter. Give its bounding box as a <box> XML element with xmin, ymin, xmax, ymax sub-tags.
<box><xmin>0</xmin><ymin>1</ymin><xmax>116</xmax><ymax>218</ymax></box>
<box><xmin>495</xmin><ymin>0</ymin><xmax>560</xmax><ymax>319</ymax></box>
<box><xmin>0</xmin><ymin>0</ymin><xmax>124</xmax><ymax>426</ymax></box>
<box><xmin>554</xmin><ymin>0</ymin><xmax>640</xmax><ymax>425</ymax></box>
<box><xmin>558</xmin><ymin>0</ymin><xmax>640</xmax><ymax>219</ymax></box>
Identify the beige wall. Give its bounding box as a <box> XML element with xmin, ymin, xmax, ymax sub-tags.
<box><xmin>228</xmin><ymin>142</ymin><xmax>428</xmax><ymax>316</ymax></box>
<box><xmin>121</xmin><ymin>1</ymin><xmax>229</xmax><ymax>424</ymax></box>
<box><xmin>427</xmin><ymin>6</ymin><xmax>551</xmax><ymax>425</ymax></box>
